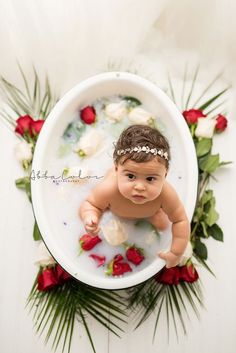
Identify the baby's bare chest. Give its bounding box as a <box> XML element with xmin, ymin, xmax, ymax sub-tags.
<box><xmin>108</xmin><ymin>193</ymin><xmax>161</xmax><ymax>219</ymax></box>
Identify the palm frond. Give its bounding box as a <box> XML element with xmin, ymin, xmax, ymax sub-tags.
<box><xmin>127</xmin><ymin>276</ymin><xmax>203</xmax><ymax>342</ymax></box>
<box><xmin>198</xmin><ymin>87</ymin><xmax>229</xmax><ymax>112</ymax></box>
<box><xmin>185</xmin><ymin>64</ymin><xmax>200</xmax><ymax>109</ymax></box>
<box><xmin>0</xmin><ymin>66</ymin><xmax>58</xmax><ymax>124</ymax></box>
<box><xmin>27</xmin><ymin>278</ymin><xmax>126</xmax><ymax>353</ymax></box>
<box><xmin>167</xmin><ymin>71</ymin><xmax>176</xmax><ymax>103</ymax></box>
<box><xmin>192</xmin><ymin>71</ymin><xmax>223</xmax><ymax>107</ymax></box>
<box><xmin>181</xmin><ymin>63</ymin><xmax>188</xmax><ymax>110</ymax></box>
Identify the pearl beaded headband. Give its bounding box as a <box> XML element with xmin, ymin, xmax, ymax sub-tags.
<box><xmin>117</xmin><ymin>145</ymin><xmax>169</xmax><ymax>160</ymax></box>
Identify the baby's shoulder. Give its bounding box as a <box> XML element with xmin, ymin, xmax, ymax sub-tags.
<box><xmin>160</xmin><ymin>180</ymin><xmax>180</xmax><ymax>205</ymax></box>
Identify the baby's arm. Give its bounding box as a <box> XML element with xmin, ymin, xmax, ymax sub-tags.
<box><xmin>79</xmin><ymin>177</ymin><xmax>113</xmax><ymax>234</ymax></box>
<box><xmin>159</xmin><ymin>182</ymin><xmax>190</xmax><ymax>268</ymax></box>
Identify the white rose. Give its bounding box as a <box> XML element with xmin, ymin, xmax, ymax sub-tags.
<box><xmin>101</xmin><ymin>218</ymin><xmax>128</xmax><ymax>246</ymax></box>
<box><xmin>15</xmin><ymin>140</ymin><xmax>32</xmax><ymax>162</ymax></box>
<box><xmin>105</xmin><ymin>101</ymin><xmax>127</xmax><ymax>122</ymax></box>
<box><xmin>34</xmin><ymin>241</ymin><xmax>56</xmax><ymax>267</ymax></box>
<box><xmin>75</xmin><ymin>130</ymin><xmax>104</xmax><ymax>156</ymax></box>
<box><xmin>128</xmin><ymin>107</ymin><xmax>154</xmax><ymax>125</ymax></box>
<box><xmin>178</xmin><ymin>242</ymin><xmax>193</xmax><ymax>266</ymax></box>
<box><xmin>195</xmin><ymin>117</ymin><xmax>216</xmax><ymax>138</ymax></box>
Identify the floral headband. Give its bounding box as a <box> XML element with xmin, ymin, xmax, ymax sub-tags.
<box><xmin>117</xmin><ymin>145</ymin><xmax>169</xmax><ymax>160</ymax></box>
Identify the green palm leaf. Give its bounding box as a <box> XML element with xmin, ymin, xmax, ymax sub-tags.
<box><xmin>27</xmin><ymin>278</ymin><xmax>126</xmax><ymax>353</ymax></box>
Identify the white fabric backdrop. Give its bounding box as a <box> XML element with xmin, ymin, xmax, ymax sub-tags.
<box><xmin>0</xmin><ymin>1</ymin><xmax>236</xmax><ymax>353</ymax></box>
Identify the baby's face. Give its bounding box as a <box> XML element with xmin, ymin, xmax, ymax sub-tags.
<box><xmin>115</xmin><ymin>158</ymin><xmax>167</xmax><ymax>204</ymax></box>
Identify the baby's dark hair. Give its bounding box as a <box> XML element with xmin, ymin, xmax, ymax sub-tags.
<box><xmin>113</xmin><ymin>124</ymin><xmax>170</xmax><ymax>169</ymax></box>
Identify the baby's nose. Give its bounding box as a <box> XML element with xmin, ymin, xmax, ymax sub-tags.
<box><xmin>134</xmin><ymin>182</ymin><xmax>145</xmax><ymax>191</ymax></box>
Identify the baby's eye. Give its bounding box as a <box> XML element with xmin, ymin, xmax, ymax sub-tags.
<box><xmin>146</xmin><ymin>176</ymin><xmax>156</xmax><ymax>182</ymax></box>
<box><xmin>126</xmin><ymin>173</ymin><xmax>135</xmax><ymax>180</ymax></box>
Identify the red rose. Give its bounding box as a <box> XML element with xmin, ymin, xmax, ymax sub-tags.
<box><xmin>182</xmin><ymin>109</ymin><xmax>206</xmax><ymax>124</ymax></box>
<box><xmin>89</xmin><ymin>254</ymin><xmax>106</xmax><ymax>267</ymax></box>
<box><xmin>55</xmin><ymin>264</ymin><xmax>72</xmax><ymax>283</ymax></box>
<box><xmin>15</xmin><ymin>115</ymin><xmax>34</xmax><ymax>136</ymax></box>
<box><xmin>30</xmin><ymin>119</ymin><xmax>45</xmax><ymax>135</ymax></box>
<box><xmin>155</xmin><ymin>266</ymin><xmax>180</xmax><ymax>285</ymax></box>
<box><xmin>80</xmin><ymin>106</ymin><xmax>96</xmax><ymax>124</ymax></box>
<box><xmin>126</xmin><ymin>246</ymin><xmax>144</xmax><ymax>266</ymax></box>
<box><xmin>37</xmin><ymin>267</ymin><xmax>58</xmax><ymax>291</ymax></box>
<box><xmin>79</xmin><ymin>234</ymin><xmax>102</xmax><ymax>251</ymax></box>
<box><xmin>179</xmin><ymin>264</ymin><xmax>199</xmax><ymax>283</ymax></box>
<box><xmin>106</xmin><ymin>254</ymin><xmax>132</xmax><ymax>276</ymax></box>
<box><xmin>37</xmin><ymin>265</ymin><xmax>72</xmax><ymax>291</ymax></box>
<box><xmin>215</xmin><ymin>114</ymin><xmax>228</xmax><ymax>132</ymax></box>
<box><xmin>15</xmin><ymin>115</ymin><xmax>45</xmax><ymax>137</ymax></box>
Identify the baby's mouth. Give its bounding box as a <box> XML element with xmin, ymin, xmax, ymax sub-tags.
<box><xmin>132</xmin><ymin>194</ymin><xmax>146</xmax><ymax>200</ymax></box>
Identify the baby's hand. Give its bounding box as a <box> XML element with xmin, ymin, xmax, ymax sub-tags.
<box><xmin>84</xmin><ymin>214</ymin><xmax>100</xmax><ymax>234</ymax></box>
<box><xmin>158</xmin><ymin>251</ymin><xmax>182</xmax><ymax>268</ymax></box>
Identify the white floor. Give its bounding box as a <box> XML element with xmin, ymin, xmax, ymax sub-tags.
<box><xmin>1</xmin><ymin>1</ymin><xmax>236</xmax><ymax>353</ymax></box>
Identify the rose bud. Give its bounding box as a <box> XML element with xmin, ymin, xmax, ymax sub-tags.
<box><xmin>179</xmin><ymin>263</ymin><xmax>199</xmax><ymax>283</ymax></box>
<box><xmin>106</xmin><ymin>254</ymin><xmax>132</xmax><ymax>276</ymax></box>
<box><xmin>182</xmin><ymin>109</ymin><xmax>206</xmax><ymax>125</ymax></box>
<box><xmin>55</xmin><ymin>264</ymin><xmax>72</xmax><ymax>283</ymax></box>
<box><xmin>79</xmin><ymin>234</ymin><xmax>102</xmax><ymax>251</ymax></box>
<box><xmin>30</xmin><ymin>119</ymin><xmax>45</xmax><ymax>135</ymax></box>
<box><xmin>80</xmin><ymin>106</ymin><xmax>96</xmax><ymax>124</ymax></box>
<box><xmin>89</xmin><ymin>254</ymin><xmax>106</xmax><ymax>267</ymax></box>
<box><xmin>15</xmin><ymin>115</ymin><xmax>34</xmax><ymax>136</ymax></box>
<box><xmin>126</xmin><ymin>246</ymin><xmax>144</xmax><ymax>266</ymax></box>
<box><xmin>37</xmin><ymin>267</ymin><xmax>58</xmax><ymax>291</ymax></box>
<box><xmin>215</xmin><ymin>114</ymin><xmax>228</xmax><ymax>132</ymax></box>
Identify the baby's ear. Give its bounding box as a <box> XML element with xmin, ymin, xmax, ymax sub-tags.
<box><xmin>115</xmin><ymin>165</ymin><xmax>118</xmax><ymax>171</ymax></box>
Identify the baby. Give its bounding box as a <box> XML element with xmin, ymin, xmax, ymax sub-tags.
<box><xmin>79</xmin><ymin>124</ymin><xmax>190</xmax><ymax>268</ymax></box>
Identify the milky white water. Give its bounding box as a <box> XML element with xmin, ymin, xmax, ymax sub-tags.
<box><xmin>39</xmin><ymin>95</ymin><xmax>175</xmax><ymax>278</ymax></box>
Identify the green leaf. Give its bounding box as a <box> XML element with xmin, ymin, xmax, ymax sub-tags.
<box><xmin>15</xmin><ymin>176</ymin><xmax>32</xmax><ymax>202</ymax></box>
<box><xmin>196</xmin><ymin>138</ymin><xmax>212</xmax><ymax>157</ymax></box>
<box><xmin>198</xmin><ymin>87</ymin><xmax>229</xmax><ymax>111</ymax></box>
<box><xmin>185</xmin><ymin>64</ymin><xmax>200</xmax><ymax>109</ymax></box>
<box><xmin>123</xmin><ymin>96</ymin><xmax>141</xmax><ymax>107</ymax></box>
<box><xmin>200</xmin><ymin>221</ymin><xmax>209</xmax><ymax>238</ymax></box>
<box><xmin>33</xmin><ymin>221</ymin><xmax>42</xmax><ymax>241</ymax></box>
<box><xmin>199</xmin><ymin>154</ymin><xmax>220</xmax><ymax>173</ymax></box>
<box><xmin>208</xmin><ymin>224</ymin><xmax>223</xmax><ymax>241</ymax></box>
<box><xmin>167</xmin><ymin>72</ymin><xmax>176</xmax><ymax>103</ymax></box>
<box><xmin>62</xmin><ymin>120</ymin><xmax>86</xmax><ymax>143</ymax></box>
<box><xmin>192</xmin><ymin>71</ymin><xmax>223</xmax><ymax>107</ymax></box>
<box><xmin>205</xmin><ymin>205</ymin><xmax>219</xmax><ymax>226</ymax></box>
<box><xmin>219</xmin><ymin>161</ymin><xmax>232</xmax><ymax>167</ymax></box>
<box><xmin>201</xmin><ymin>189</ymin><xmax>213</xmax><ymax>205</ymax></box>
<box><xmin>194</xmin><ymin>238</ymin><xmax>208</xmax><ymax>260</ymax></box>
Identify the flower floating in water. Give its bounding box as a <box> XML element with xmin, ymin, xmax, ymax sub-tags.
<box><xmin>75</xmin><ymin>129</ymin><xmax>104</xmax><ymax>156</ymax></box>
<box><xmin>105</xmin><ymin>101</ymin><xmax>127</xmax><ymax>122</ymax></box>
<box><xmin>101</xmin><ymin>218</ymin><xmax>128</xmax><ymax>246</ymax></box>
<box><xmin>125</xmin><ymin>245</ymin><xmax>145</xmax><ymax>266</ymax></box>
<box><xmin>79</xmin><ymin>233</ymin><xmax>102</xmax><ymax>251</ymax></box>
<box><xmin>80</xmin><ymin>106</ymin><xmax>96</xmax><ymax>124</ymax></box>
<box><xmin>89</xmin><ymin>254</ymin><xmax>106</xmax><ymax>267</ymax></box>
<box><xmin>106</xmin><ymin>254</ymin><xmax>132</xmax><ymax>276</ymax></box>
<box><xmin>128</xmin><ymin>106</ymin><xmax>154</xmax><ymax>125</ymax></box>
